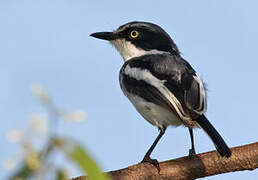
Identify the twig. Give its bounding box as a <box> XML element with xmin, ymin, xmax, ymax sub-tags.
<box><xmin>72</xmin><ymin>142</ymin><xmax>258</xmax><ymax>180</ymax></box>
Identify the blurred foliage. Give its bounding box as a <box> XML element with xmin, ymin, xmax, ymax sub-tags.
<box><xmin>61</xmin><ymin>141</ymin><xmax>109</xmax><ymax>180</ymax></box>
<box><xmin>8</xmin><ymin>162</ymin><xmax>33</xmax><ymax>180</ymax></box>
<box><xmin>5</xmin><ymin>84</ymin><xmax>110</xmax><ymax>180</ymax></box>
<box><xmin>56</xmin><ymin>169</ymin><xmax>68</xmax><ymax>180</ymax></box>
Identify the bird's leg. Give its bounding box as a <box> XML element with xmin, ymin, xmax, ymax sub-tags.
<box><xmin>188</xmin><ymin>127</ymin><xmax>196</xmax><ymax>157</ymax></box>
<box><xmin>141</xmin><ymin>127</ymin><xmax>166</xmax><ymax>171</ymax></box>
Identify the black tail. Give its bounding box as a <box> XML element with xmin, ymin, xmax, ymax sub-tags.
<box><xmin>195</xmin><ymin>115</ymin><xmax>231</xmax><ymax>158</ymax></box>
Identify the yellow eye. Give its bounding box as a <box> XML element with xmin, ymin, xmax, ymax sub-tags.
<box><xmin>130</xmin><ymin>30</ymin><xmax>139</xmax><ymax>38</ymax></box>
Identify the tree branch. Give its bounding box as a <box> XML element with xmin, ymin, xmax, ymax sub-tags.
<box><xmin>72</xmin><ymin>142</ymin><xmax>258</xmax><ymax>180</ymax></box>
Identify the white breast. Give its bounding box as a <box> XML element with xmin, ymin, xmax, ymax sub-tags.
<box><xmin>126</xmin><ymin>92</ymin><xmax>182</xmax><ymax>128</ymax></box>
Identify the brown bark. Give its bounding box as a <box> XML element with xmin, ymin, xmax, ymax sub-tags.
<box><xmin>72</xmin><ymin>142</ymin><xmax>258</xmax><ymax>180</ymax></box>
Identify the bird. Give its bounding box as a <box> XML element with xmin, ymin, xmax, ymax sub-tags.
<box><xmin>90</xmin><ymin>21</ymin><xmax>231</xmax><ymax>167</ymax></box>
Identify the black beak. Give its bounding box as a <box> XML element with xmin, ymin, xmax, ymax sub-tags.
<box><xmin>90</xmin><ymin>32</ymin><xmax>116</xmax><ymax>41</ymax></box>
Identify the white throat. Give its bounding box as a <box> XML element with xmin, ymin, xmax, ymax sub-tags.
<box><xmin>110</xmin><ymin>39</ymin><xmax>164</xmax><ymax>61</ymax></box>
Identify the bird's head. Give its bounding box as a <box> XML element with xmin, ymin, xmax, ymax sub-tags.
<box><xmin>90</xmin><ymin>21</ymin><xmax>180</xmax><ymax>61</ymax></box>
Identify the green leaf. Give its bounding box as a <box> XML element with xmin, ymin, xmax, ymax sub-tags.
<box><xmin>68</xmin><ymin>144</ymin><xmax>110</xmax><ymax>180</ymax></box>
<box><xmin>56</xmin><ymin>169</ymin><xmax>68</xmax><ymax>180</ymax></box>
<box><xmin>55</xmin><ymin>138</ymin><xmax>110</xmax><ymax>180</ymax></box>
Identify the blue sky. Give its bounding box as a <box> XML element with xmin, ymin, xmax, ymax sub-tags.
<box><xmin>0</xmin><ymin>0</ymin><xmax>257</xmax><ymax>179</ymax></box>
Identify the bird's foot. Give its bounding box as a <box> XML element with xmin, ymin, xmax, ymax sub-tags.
<box><xmin>188</xmin><ymin>148</ymin><xmax>196</xmax><ymax>159</ymax></box>
<box><xmin>141</xmin><ymin>156</ymin><xmax>160</xmax><ymax>172</ymax></box>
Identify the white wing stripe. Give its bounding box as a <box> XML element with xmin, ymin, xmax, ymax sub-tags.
<box><xmin>124</xmin><ymin>65</ymin><xmax>191</xmax><ymax>120</ymax></box>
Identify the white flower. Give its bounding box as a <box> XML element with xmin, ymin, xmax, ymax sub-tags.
<box><xmin>6</xmin><ymin>129</ymin><xmax>23</xmax><ymax>143</ymax></box>
<box><xmin>31</xmin><ymin>84</ymin><xmax>50</xmax><ymax>103</ymax></box>
<box><xmin>29</xmin><ymin>113</ymin><xmax>48</xmax><ymax>134</ymax></box>
<box><xmin>3</xmin><ymin>158</ymin><xmax>19</xmax><ymax>170</ymax></box>
<box><xmin>63</xmin><ymin>110</ymin><xmax>86</xmax><ymax>122</ymax></box>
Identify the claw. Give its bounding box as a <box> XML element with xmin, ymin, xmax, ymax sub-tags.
<box><xmin>188</xmin><ymin>148</ymin><xmax>196</xmax><ymax>159</ymax></box>
<box><xmin>141</xmin><ymin>156</ymin><xmax>160</xmax><ymax>172</ymax></box>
